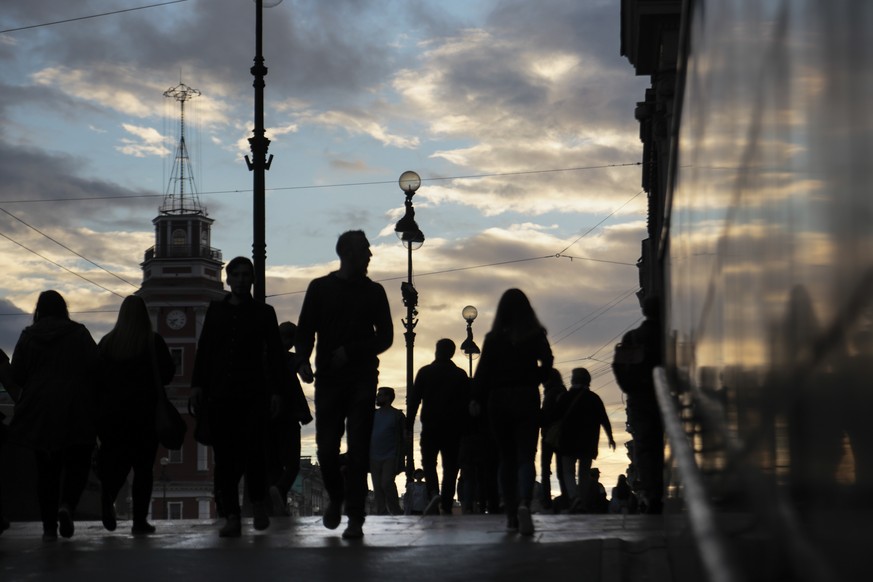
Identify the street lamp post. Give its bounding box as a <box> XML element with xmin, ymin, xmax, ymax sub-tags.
<box><xmin>460</xmin><ymin>305</ymin><xmax>480</xmax><ymax>377</ymax></box>
<box><xmin>245</xmin><ymin>0</ymin><xmax>282</xmax><ymax>302</ymax></box>
<box><xmin>394</xmin><ymin>170</ymin><xmax>424</xmax><ymax>508</ymax></box>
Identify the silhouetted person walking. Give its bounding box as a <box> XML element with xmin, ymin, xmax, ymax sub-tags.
<box><xmin>9</xmin><ymin>290</ymin><xmax>100</xmax><ymax>541</ymax></box>
<box><xmin>96</xmin><ymin>295</ymin><xmax>175</xmax><ymax>535</ymax></box>
<box><xmin>409</xmin><ymin>338</ymin><xmax>471</xmax><ymax>515</ymax></box>
<box><xmin>370</xmin><ymin>387</ymin><xmax>405</xmax><ymax>515</ymax></box>
<box><xmin>612</xmin><ymin>297</ymin><xmax>663</xmax><ymax>513</ymax></box>
<box><xmin>295</xmin><ymin>230</ymin><xmax>393</xmax><ymax>539</ymax></box>
<box><xmin>555</xmin><ymin>368</ymin><xmax>615</xmax><ymax>512</ymax></box>
<box><xmin>471</xmin><ymin>288</ymin><xmax>553</xmax><ymax>536</ymax></box>
<box><xmin>0</xmin><ymin>348</ymin><xmax>20</xmax><ymax>536</ymax></box>
<box><xmin>267</xmin><ymin>321</ymin><xmax>313</xmax><ymax>516</ymax></box>
<box><xmin>191</xmin><ymin>256</ymin><xmax>291</xmax><ymax>537</ymax></box>
<box><xmin>540</xmin><ymin>368</ymin><xmax>568</xmax><ymax>509</ymax></box>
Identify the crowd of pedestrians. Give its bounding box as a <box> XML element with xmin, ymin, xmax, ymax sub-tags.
<box><xmin>0</xmin><ymin>230</ymin><xmax>657</xmax><ymax>542</ymax></box>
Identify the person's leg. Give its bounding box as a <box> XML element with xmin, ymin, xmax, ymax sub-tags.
<box><xmin>342</xmin><ymin>380</ymin><xmax>376</xmax><ymax>524</ymax></box>
<box><xmin>439</xmin><ymin>432</ymin><xmax>462</xmax><ymax>514</ymax></box>
<box><xmin>577</xmin><ymin>457</ymin><xmax>593</xmax><ymax>512</ymax></box>
<box><xmin>59</xmin><ymin>444</ymin><xmax>94</xmax><ymax>514</ymax></box>
<box><xmin>560</xmin><ymin>454</ymin><xmax>577</xmax><ymax>502</ymax></box>
<box><xmin>491</xmin><ymin>415</ymin><xmax>519</xmax><ymax>524</ymax></box>
<box><xmin>540</xmin><ymin>440</ymin><xmax>553</xmax><ymax>507</ymax></box>
<box><xmin>315</xmin><ymin>383</ymin><xmax>347</xmax><ymax>510</ymax></box>
<box><xmin>130</xmin><ymin>438</ymin><xmax>159</xmax><ymax>525</ymax></box>
<box><xmin>276</xmin><ymin>425</ymin><xmax>302</xmax><ymax>498</ymax></box>
<box><xmin>419</xmin><ymin>430</ymin><xmax>440</xmax><ymax>501</ymax></box>
<box><xmin>383</xmin><ymin>464</ymin><xmax>402</xmax><ymax>515</ymax></box>
<box><xmin>211</xmin><ymin>402</ymin><xmax>247</xmax><ymax>519</ymax></box>
<box><xmin>370</xmin><ymin>460</ymin><xmax>387</xmax><ymax>515</ymax></box>
<box><xmin>515</xmin><ymin>416</ymin><xmax>539</xmax><ymax>507</ymax></box>
<box><xmin>35</xmin><ymin>450</ymin><xmax>61</xmax><ymax>537</ymax></box>
<box><xmin>96</xmin><ymin>438</ymin><xmax>130</xmax><ymax>506</ymax></box>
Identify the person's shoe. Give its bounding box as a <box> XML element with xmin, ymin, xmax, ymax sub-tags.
<box><xmin>341</xmin><ymin>519</ymin><xmax>364</xmax><ymax>539</ymax></box>
<box><xmin>253</xmin><ymin>502</ymin><xmax>270</xmax><ymax>531</ymax></box>
<box><xmin>57</xmin><ymin>505</ymin><xmax>74</xmax><ymax>538</ymax></box>
<box><xmin>517</xmin><ymin>505</ymin><xmax>534</xmax><ymax>536</ymax></box>
<box><xmin>322</xmin><ymin>501</ymin><xmax>342</xmax><ymax>530</ymax></box>
<box><xmin>269</xmin><ymin>486</ymin><xmax>289</xmax><ymax>516</ymax></box>
<box><xmin>131</xmin><ymin>521</ymin><xmax>156</xmax><ymax>535</ymax></box>
<box><xmin>219</xmin><ymin>514</ymin><xmax>242</xmax><ymax>538</ymax></box>
<box><xmin>506</xmin><ymin>516</ymin><xmax>519</xmax><ymax>532</ymax></box>
<box><xmin>101</xmin><ymin>495</ymin><xmax>117</xmax><ymax>532</ymax></box>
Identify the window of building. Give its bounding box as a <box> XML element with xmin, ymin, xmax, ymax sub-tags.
<box><xmin>170</xmin><ymin>347</ymin><xmax>183</xmax><ymax>375</ymax></box>
<box><xmin>167</xmin><ymin>448</ymin><xmax>183</xmax><ymax>464</ymax></box>
<box><xmin>172</xmin><ymin>228</ymin><xmax>187</xmax><ymax>246</ymax></box>
<box><xmin>167</xmin><ymin>502</ymin><xmax>183</xmax><ymax>520</ymax></box>
<box><xmin>197</xmin><ymin>443</ymin><xmax>209</xmax><ymax>472</ymax></box>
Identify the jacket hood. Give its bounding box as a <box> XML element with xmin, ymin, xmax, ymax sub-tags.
<box><xmin>21</xmin><ymin>317</ymin><xmax>83</xmax><ymax>346</ymax></box>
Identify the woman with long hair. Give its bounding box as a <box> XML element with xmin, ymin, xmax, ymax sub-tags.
<box><xmin>471</xmin><ymin>288</ymin><xmax>553</xmax><ymax>535</ymax></box>
<box><xmin>10</xmin><ymin>290</ymin><xmax>100</xmax><ymax>541</ymax></box>
<box><xmin>96</xmin><ymin>295</ymin><xmax>174</xmax><ymax>534</ymax></box>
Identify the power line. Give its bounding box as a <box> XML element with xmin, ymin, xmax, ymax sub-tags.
<box><xmin>0</xmin><ymin>230</ymin><xmax>124</xmax><ymax>298</ymax></box>
<box><xmin>0</xmin><ymin>0</ymin><xmax>190</xmax><ymax>34</ymax></box>
<box><xmin>557</xmin><ymin>190</ymin><xmax>645</xmax><ymax>255</ymax></box>
<box><xmin>0</xmin><ymin>208</ymin><xmax>140</xmax><ymax>290</ymax></box>
<box><xmin>0</xmin><ymin>163</ymin><xmax>643</xmax><ymax>205</ymax></box>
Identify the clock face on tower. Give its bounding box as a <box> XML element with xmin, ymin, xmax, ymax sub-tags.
<box><xmin>165</xmin><ymin>309</ymin><xmax>187</xmax><ymax>330</ymax></box>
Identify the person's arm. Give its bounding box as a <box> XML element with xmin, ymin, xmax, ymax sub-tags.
<box><xmin>0</xmin><ymin>347</ymin><xmax>21</xmax><ymax>402</ymax></box>
<box><xmin>294</xmin><ymin>280</ymin><xmax>319</xmax><ymax>383</ymax></box>
<box><xmin>600</xmin><ymin>399</ymin><xmax>616</xmax><ymax>450</ymax></box>
<box><xmin>190</xmin><ymin>301</ymin><xmax>218</xmax><ymax>404</ymax></box>
<box><xmin>407</xmin><ymin>369</ymin><xmax>424</xmax><ymax>429</ymax></box>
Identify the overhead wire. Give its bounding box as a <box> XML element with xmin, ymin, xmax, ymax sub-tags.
<box><xmin>0</xmin><ymin>162</ymin><xmax>643</xmax><ymax>205</ymax></box>
<box><xmin>0</xmin><ymin>208</ymin><xmax>140</xmax><ymax>290</ymax></box>
<box><xmin>0</xmin><ymin>0</ymin><xmax>190</xmax><ymax>34</ymax></box>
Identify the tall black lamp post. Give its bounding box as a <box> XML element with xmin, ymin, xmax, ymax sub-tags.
<box><xmin>245</xmin><ymin>0</ymin><xmax>282</xmax><ymax>302</ymax></box>
<box><xmin>394</xmin><ymin>170</ymin><xmax>424</xmax><ymax>497</ymax></box>
<box><xmin>460</xmin><ymin>305</ymin><xmax>480</xmax><ymax>377</ymax></box>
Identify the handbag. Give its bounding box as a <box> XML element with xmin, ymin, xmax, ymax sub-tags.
<box><xmin>542</xmin><ymin>389</ymin><xmax>585</xmax><ymax>452</ymax></box>
<box><xmin>151</xmin><ymin>335</ymin><xmax>187</xmax><ymax>450</ymax></box>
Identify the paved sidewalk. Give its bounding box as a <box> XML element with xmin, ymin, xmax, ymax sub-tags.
<box><xmin>0</xmin><ymin>513</ymin><xmax>668</xmax><ymax>582</ymax></box>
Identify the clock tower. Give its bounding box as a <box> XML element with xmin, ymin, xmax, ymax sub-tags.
<box><xmin>136</xmin><ymin>83</ymin><xmax>226</xmax><ymax>521</ymax></box>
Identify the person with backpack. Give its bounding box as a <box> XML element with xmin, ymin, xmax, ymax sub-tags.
<box><xmin>612</xmin><ymin>296</ymin><xmax>664</xmax><ymax>514</ymax></box>
<box><xmin>553</xmin><ymin>368</ymin><xmax>615</xmax><ymax>513</ymax></box>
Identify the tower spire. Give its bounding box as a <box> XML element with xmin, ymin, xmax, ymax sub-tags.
<box><xmin>162</xmin><ymin>82</ymin><xmax>204</xmax><ymax>215</ymax></box>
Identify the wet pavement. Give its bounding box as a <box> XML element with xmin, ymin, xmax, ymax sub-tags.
<box><xmin>0</xmin><ymin>513</ymin><xmax>671</xmax><ymax>582</ymax></box>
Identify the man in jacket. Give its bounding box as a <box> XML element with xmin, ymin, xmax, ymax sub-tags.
<box><xmin>408</xmin><ymin>339</ymin><xmax>471</xmax><ymax>515</ymax></box>
<box><xmin>295</xmin><ymin>230</ymin><xmax>393</xmax><ymax>539</ymax></box>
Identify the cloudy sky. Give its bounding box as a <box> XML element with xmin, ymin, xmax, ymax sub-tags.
<box><xmin>1</xmin><ymin>0</ymin><xmax>651</xmax><ymax>488</ymax></box>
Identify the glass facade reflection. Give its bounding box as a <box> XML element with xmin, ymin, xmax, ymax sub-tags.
<box><xmin>628</xmin><ymin>1</ymin><xmax>873</xmax><ymax>580</ymax></box>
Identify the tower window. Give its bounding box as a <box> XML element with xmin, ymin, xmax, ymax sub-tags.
<box><xmin>172</xmin><ymin>228</ymin><xmax>187</xmax><ymax>246</ymax></box>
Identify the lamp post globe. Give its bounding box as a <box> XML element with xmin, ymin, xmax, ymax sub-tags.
<box><xmin>462</xmin><ymin>305</ymin><xmax>478</xmax><ymax>323</ymax></box>
<box><xmin>399</xmin><ymin>170</ymin><xmax>421</xmax><ymax>195</ymax></box>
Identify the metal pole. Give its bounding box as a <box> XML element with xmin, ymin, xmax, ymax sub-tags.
<box><xmin>246</xmin><ymin>0</ymin><xmax>272</xmax><ymax>303</ymax></box>
<box><xmin>403</xmin><ymin>242</ymin><xmax>416</xmax><ymax>514</ymax></box>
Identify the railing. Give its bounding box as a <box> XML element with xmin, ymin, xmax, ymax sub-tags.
<box><xmin>143</xmin><ymin>246</ymin><xmax>223</xmax><ymax>262</ymax></box>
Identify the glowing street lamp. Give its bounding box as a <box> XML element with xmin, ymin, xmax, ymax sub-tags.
<box><xmin>460</xmin><ymin>305</ymin><xmax>480</xmax><ymax>377</ymax></box>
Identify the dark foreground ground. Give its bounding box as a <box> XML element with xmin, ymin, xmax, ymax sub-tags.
<box><xmin>0</xmin><ymin>513</ymin><xmax>672</xmax><ymax>582</ymax></box>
